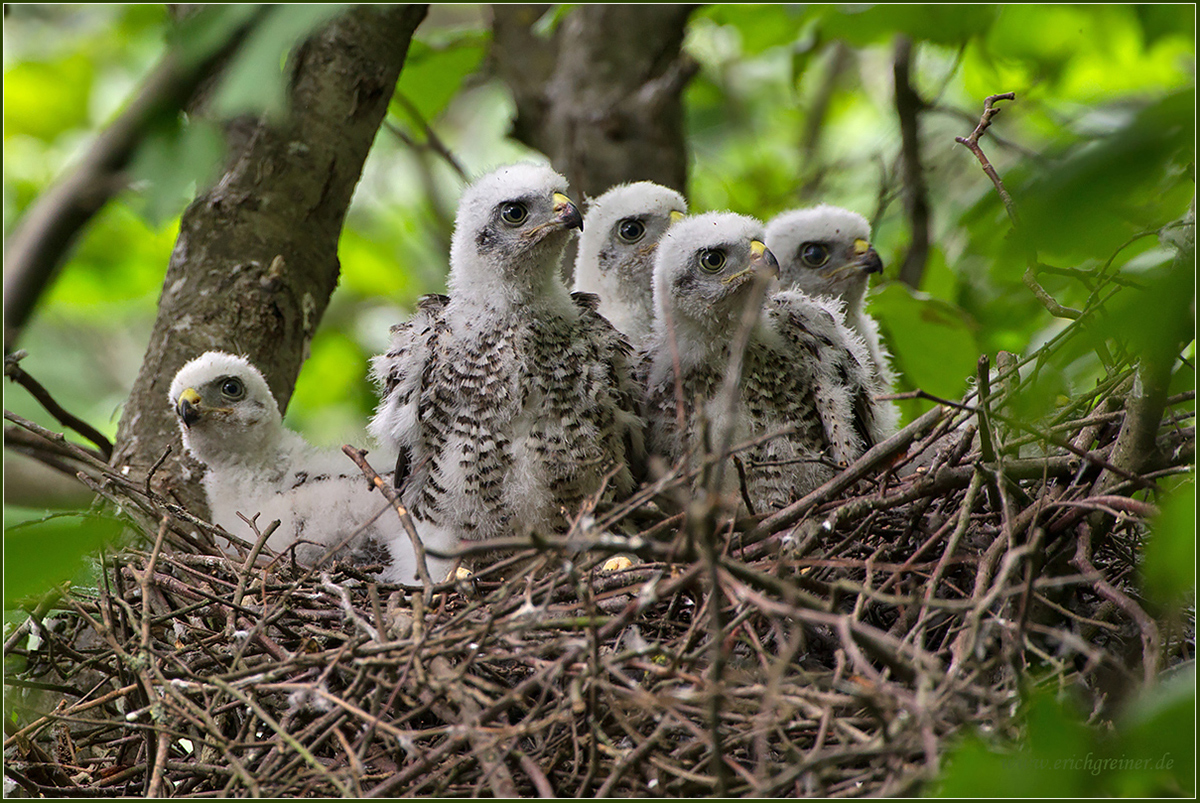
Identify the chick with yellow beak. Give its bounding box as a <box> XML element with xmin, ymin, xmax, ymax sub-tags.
<box><xmin>642</xmin><ymin>212</ymin><xmax>889</xmax><ymax>513</ymax></box>
<box><xmin>765</xmin><ymin>204</ymin><xmax>894</xmax><ymax>390</ymax></box>
<box><xmin>169</xmin><ymin>351</ymin><xmax>450</xmax><ymax>584</ymax></box>
<box><xmin>573</xmin><ymin>181</ymin><xmax>689</xmax><ymax>346</ymax></box>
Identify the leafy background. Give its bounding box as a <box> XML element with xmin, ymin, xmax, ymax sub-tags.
<box><xmin>3</xmin><ymin>4</ymin><xmax>1195</xmax><ymax>794</ymax></box>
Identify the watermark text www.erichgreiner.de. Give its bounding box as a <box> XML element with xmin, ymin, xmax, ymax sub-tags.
<box><xmin>1000</xmin><ymin>753</ymin><xmax>1175</xmax><ymax>776</ymax></box>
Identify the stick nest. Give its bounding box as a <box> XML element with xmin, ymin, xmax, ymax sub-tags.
<box><xmin>4</xmin><ymin>364</ymin><xmax>1195</xmax><ymax>798</ymax></box>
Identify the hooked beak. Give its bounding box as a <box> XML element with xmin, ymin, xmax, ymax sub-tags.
<box><xmin>722</xmin><ymin>240</ymin><xmax>780</xmax><ymax>286</ymax></box>
<box><xmin>669</xmin><ymin>210</ymin><xmax>685</xmax><ymax>224</ymax></box>
<box><xmin>749</xmin><ymin>240</ymin><xmax>780</xmax><ymax>280</ymax></box>
<box><xmin>176</xmin><ymin>387</ymin><xmax>203</xmax><ymax>428</ymax></box>
<box><xmin>852</xmin><ymin>238</ymin><xmax>884</xmax><ymax>275</ymax></box>
<box><xmin>552</xmin><ymin>192</ymin><xmax>583</xmax><ymax>232</ymax></box>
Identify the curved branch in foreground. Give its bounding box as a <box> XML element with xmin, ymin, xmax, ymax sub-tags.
<box><xmin>2</xmin><ymin>9</ymin><xmax>264</xmax><ymax>352</ymax></box>
<box><xmin>5</xmin><ymin>351</ymin><xmax>113</xmax><ymax>460</ymax></box>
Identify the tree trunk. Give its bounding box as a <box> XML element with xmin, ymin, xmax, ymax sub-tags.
<box><xmin>112</xmin><ymin>5</ymin><xmax>428</xmax><ymax>516</ymax></box>
<box><xmin>490</xmin><ymin>4</ymin><xmax>697</xmax><ymax>202</ymax></box>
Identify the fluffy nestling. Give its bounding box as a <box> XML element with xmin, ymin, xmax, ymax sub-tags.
<box><xmin>641</xmin><ymin>212</ymin><xmax>888</xmax><ymax>512</ymax></box>
<box><xmin>170</xmin><ymin>351</ymin><xmax>444</xmax><ymax>583</ymax></box>
<box><xmin>573</xmin><ymin>181</ymin><xmax>687</xmax><ymax>345</ymax></box>
<box><xmin>766</xmin><ymin>205</ymin><xmax>895</xmax><ymax>387</ymax></box>
<box><xmin>370</xmin><ymin>162</ymin><xmax>643</xmax><ymax>556</ymax></box>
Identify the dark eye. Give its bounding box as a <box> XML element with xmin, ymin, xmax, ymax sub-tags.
<box><xmin>800</xmin><ymin>243</ymin><xmax>830</xmax><ymax>268</ymax></box>
<box><xmin>220</xmin><ymin>377</ymin><xmax>245</xmax><ymax>400</ymax></box>
<box><xmin>698</xmin><ymin>249</ymin><xmax>726</xmax><ymax>273</ymax></box>
<box><xmin>500</xmin><ymin>202</ymin><xmax>528</xmax><ymax>226</ymax></box>
<box><xmin>617</xmin><ymin>218</ymin><xmax>645</xmax><ymax>243</ymax></box>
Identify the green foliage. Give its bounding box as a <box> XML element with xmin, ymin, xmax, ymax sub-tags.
<box><xmin>1106</xmin><ymin>239</ymin><xmax>1196</xmax><ymax>365</ymax></box>
<box><xmin>934</xmin><ymin>677</ymin><xmax>1196</xmax><ymax>796</ymax></box>
<box><xmin>817</xmin><ymin>4</ymin><xmax>998</xmax><ymax>48</ymax></box>
<box><xmin>3</xmin><ymin>53</ymin><xmax>94</xmax><ymax>141</ymax></box>
<box><xmin>129</xmin><ymin>117</ymin><xmax>226</xmax><ymax>227</ymax></box>
<box><xmin>286</xmin><ymin>328</ymin><xmax>377</xmax><ymax>450</ymax></box>
<box><xmin>696</xmin><ymin>5</ymin><xmax>812</xmax><ymax>56</ymax></box>
<box><xmin>1140</xmin><ymin>473</ymin><xmax>1197</xmax><ymax>608</ymax></box>
<box><xmin>392</xmin><ymin>31</ymin><xmax>487</xmax><ymax>128</ymax></box>
<box><xmin>1016</xmin><ymin>90</ymin><xmax>1194</xmax><ymax>262</ymax></box>
<box><xmin>168</xmin><ymin>5</ymin><xmax>262</xmax><ymax>69</ymax></box>
<box><xmin>871</xmin><ymin>283</ymin><xmax>981</xmax><ymax>399</ymax></box>
<box><xmin>3</xmin><ymin>512</ymin><xmax>123</xmax><ymax>609</ymax></box>
<box><xmin>208</xmin><ymin>5</ymin><xmax>346</xmax><ymax>120</ymax></box>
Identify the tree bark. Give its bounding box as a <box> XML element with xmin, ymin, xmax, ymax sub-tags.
<box><xmin>490</xmin><ymin>4</ymin><xmax>697</xmax><ymax>202</ymax></box>
<box><xmin>893</xmin><ymin>35</ymin><xmax>930</xmax><ymax>290</ymax></box>
<box><xmin>112</xmin><ymin>5</ymin><xmax>428</xmax><ymax>515</ymax></box>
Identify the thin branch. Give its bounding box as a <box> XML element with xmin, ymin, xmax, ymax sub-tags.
<box><xmin>342</xmin><ymin>445</ymin><xmax>437</xmax><ymax>604</ymax></box>
<box><xmin>1073</xmin><ymin>532</ymin><xmax>1160</xmax><ymax>686</ymax></box>
<box><xmin>954</xmin><ymin>92</ymin><xmax>1018</xmax><ymax>223</ymax></box>
<box><xmin>1023</xmin><ymin>268</ymin><xmax>1082</xmax><ymax>319</ymax></box>
<box><xmin>4</xmin><ymin>351</ymin><xmax>114</xmax><ymax>460</ymax></box>
<box><xmin>387</xmin><ymin>95</ymin><xmax>469</xmax><ymax>182</ymax></box>
<box><xmin>955</xmin><ymin>92</ymin><xmax>1086</xmax><ymax>321</ymax></box>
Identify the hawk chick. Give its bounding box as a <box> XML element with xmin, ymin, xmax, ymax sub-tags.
<box><xmin>766</xmin><ymin>205</ymin><xmax>895</xmax><ymax>387</ymax></box>
<box><xmin>169</xmin><ymin>351</ymin><xmax>445</xmax><ymax>583</ymax></box>
<box><xmin>573</xmin><ymin>181</ymin><xmax>687</xmax><ymax>345</ymax></box>
<box><xmin>370</xmin><ymin>163</ymin><xmax>642</xmax><ymax>554</ymax></box>
<box><xmin>643</xmin><ymin>213</ymin><xmax>886</xmax><ymax>512</ymax></box>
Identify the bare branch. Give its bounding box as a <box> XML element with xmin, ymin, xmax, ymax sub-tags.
<box><xmin>3</xmin><ymin>353</ymin><xmax>115</xmax><ymax>461</ymax></box>
<box><xmin>342</xmin><ymin>445</ymin><xmax>437</xmax><ymax>604</ymax></box>
<box><xmin>954</xmin><ymin>91</ymin><xmax>1018</xmax><ymax>223</ymax></box>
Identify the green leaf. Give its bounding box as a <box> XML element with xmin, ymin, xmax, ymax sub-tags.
<box><xmin>983</xmin><ymin>6</ymin><xmax>1100</xmax><ymax>82</ymax></box>
<box><xmin>169</xmin><ymin>5</ymin><xmax>262</xmax><ymax>69</ymax></box>
<box><xmin>870</xmin><ymin>282</ymin><xmax>980</xmax><ymax>400</ymax></box>
<box><xmin>934</xmin><ymin>689</ymin><xmax>1093</xmax><ymax>797</ymax></box>
<box><xmin>1140</xmin><ymin>474</ymin><xmax>1196</xmax><ymax>608</ymax></box>
<box><xmin>3</xmin><ymin>514</ymin><xmax>124</xmax><ymax>608</ymax></box>
<box><xmin>1111</xmin><ymin>665</ymin><xmax>1196</xmax><ymax>796</ymax></box>
<box><xmin>2</xmin><ymin>54</ymin><xmax>94</xmax><ymax>141</ymax></box>
<box><xmin>1135</xmin><ymin>5</ymin><xmax>1197</xmax><ymax>47</ymax></box>
<box><xmin>531</xmin><ymin>4</ymin><xmax>574</xmax><ymax>39</ymax></box>
<box><xmin>919</xmin><ymin>246</ymin><xmax>958</xmax><ymax>302</ymax></box>
<box><xmin>392</xmin><ymin>34</ymin><xmax>486</xmax><ymax>127</ymax></box>
<box><xmin>129</xmin><ymin>118</ymin><xmax>226</xmax><ymax>228</ymax></box>
<box><xmin>819</xmin><ymin>5</ymin><xmax>998</xmax><ymax>48</ymax></box>
<box><xmin>697</xmin><ymin>5</ymin><xmax>810</xmax><ymax>55</ymax></box>
<box><xmin>1104</xmin><ymin>252</ymin><xmax>1195</xmax><ymax>367</ymax></box>
<box><xmin>1015</xmin><ymin>90</ymin><xmax>1195</xmax><ymax>262</ymax></box>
